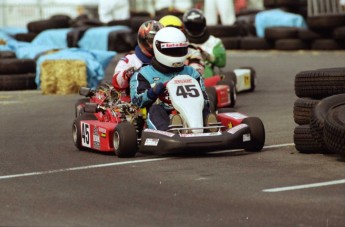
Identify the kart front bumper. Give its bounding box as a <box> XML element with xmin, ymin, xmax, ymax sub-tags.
<box><xmin>139</xmin><ymin>124</ymin><xmax>251</xmax><ymax>155</ymax></box>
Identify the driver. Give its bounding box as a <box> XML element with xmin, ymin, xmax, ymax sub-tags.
<box><xmin>182</xmin><ymin>8</ymin><xmax>226</xmax><ymax>78</ymax></box>
<box><xmin>130</xmin><ymin>27</ymin><xmax>210</xmax><ymax>131</ymax></box>
<box><xmin>112</xmin><ymin>20</ymin><xmax>163</xmax><ymax>94</ymax></box>
<box><xmin>159</xmin><ymin>14</ymin><xmax>205</xmax><ymax>76</ymax></box>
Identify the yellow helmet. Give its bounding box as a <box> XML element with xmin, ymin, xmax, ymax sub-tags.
<box><xmin>159</xmin><ymin>15</ymin><xmax>184</xmax><ymax>31</ymax></box>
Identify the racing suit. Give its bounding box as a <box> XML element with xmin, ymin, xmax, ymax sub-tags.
<box><xmin>130</xmin><ymin>58</ymin><xmax>210</xmax><ymax>131</ymax></box>
<box><xmin>112</xmin><ymin>45</ymin><xmax>152</xmax><ymax>92</ymax></box>
<box><xmin>186</xmin><ymin>33</ymin><xmax>226</xmax><ymax>79</ymax></box>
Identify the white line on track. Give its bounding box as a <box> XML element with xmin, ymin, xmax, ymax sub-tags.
<box><xmin>0</xmin><ymin>143</ymin><xmax>295</xmax><ymax>181</ymax></box>
<box><xmin>263</xmin><ymin>179</ymin><xmax>345</xmax><ymax>192</ymax></box>
<box><xmin>0</xmin><ymin>158</ymin><xmax>168</xmax><ymax>180</ymax></box>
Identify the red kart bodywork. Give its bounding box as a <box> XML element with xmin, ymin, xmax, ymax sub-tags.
<box><xmin>76</xmin><ymin>109</ymin><xmax>249</xmax><ymax>153</ymax></box>
<box><xmin>217</xmin><ymin>112</ymin><xmax>248</xmax><ymax>128</ymax></box>
<box><xmin>204</xmin><ymin>75</ymin><xmax>234</xmax><ymax>108</ymax></box>
<box><xmin>79</xmin><ymin>119</ymin><xmax>116</xmax><ymax>152</ymax></box>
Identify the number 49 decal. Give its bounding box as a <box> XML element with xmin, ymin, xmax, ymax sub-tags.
<box><xmin>176</xmin><ymin>84</ymin><xmax>200</xmax><ymax>98</ymax></box>
<box><xmin>81</xmin><ymin>122</ymin><xmax>91</xmax><ymax>148</ymax></box>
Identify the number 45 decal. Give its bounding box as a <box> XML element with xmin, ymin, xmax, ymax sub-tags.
<box><xmin>81</xmin><ymin>122</ymin><xmax>91</xmax><ymax>148</ymax></box>
<box><xmin>176</xmin><ymin>84</ymin><xmax>200</xmax><ymax>98</ymax></box>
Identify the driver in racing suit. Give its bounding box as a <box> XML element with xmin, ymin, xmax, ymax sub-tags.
<box><xmin>182</xmin><ymin>8</ymin><xmax>226</xmax><ymax>79</ymax></box>
<box><xmin>130</xmin><ymin>27</ymin><xmax>211</xmax><ymax>131</ymax></box>
<box><xmin>112</xmin><ymin>20</ymin><xmax>163</xmax><ymax>95</ymax></box>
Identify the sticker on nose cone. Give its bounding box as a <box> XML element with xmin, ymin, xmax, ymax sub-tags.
<box><xmin>144</xmin><ymin>138</ymin><xmax>159</xmax><ymax>146</ymax></box>
<box><xmin>243</xmin><ymin>133</ymin><xmax>251</xmax><ymax>142</ymax></box>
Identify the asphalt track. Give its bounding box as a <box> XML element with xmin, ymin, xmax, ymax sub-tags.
<box><xmin>1</xmin><ymin>51</ymin><xmax>345</xmax><ymax>226</ymax></box>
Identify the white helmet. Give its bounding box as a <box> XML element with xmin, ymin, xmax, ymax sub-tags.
<box><xmin>153</xmin><ymin>27</ymin><xmax>189</xmax><ymax>68</ymax></box>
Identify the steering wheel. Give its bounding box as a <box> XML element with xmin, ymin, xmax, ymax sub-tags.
<box><xmin>158</xmin><ymin>90</ymin><xmax>171</xmax><ymax>104</ymax></box>
<box><xmin>158</xmin><ymin>81</ymin><xmax>171</xmax><ymax>104</ymax></box>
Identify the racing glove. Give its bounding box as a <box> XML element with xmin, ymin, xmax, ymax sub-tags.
<box><xmin>122</xmin><ymin>67</ymin><xmax>136</xmax><ymax>81</ymax></box>
<box><xmin>147</xmin><ymin>82</ymin><xmax>165</xmax><ymax>100</ymax></box>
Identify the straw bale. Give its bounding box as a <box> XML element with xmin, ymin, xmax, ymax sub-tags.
<box><xmin>40</xmin><ymin>60</ymin><xmax>87</xmax><ymax>95</ymax></box>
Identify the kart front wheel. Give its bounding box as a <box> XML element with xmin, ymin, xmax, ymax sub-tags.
<box><xmin>242</xmin><ymin>117</ymin><xmax>265</xmax><ymax>152</ymax></box>
<box><xmin>113</xmin><ymin>122</ymin><xmax>138</xmax><ymax>158</ymax></box>
<box><xmin>205</xmin><ymin>86</ymin><xmax>218</xmax><ymax>112</ymax></box>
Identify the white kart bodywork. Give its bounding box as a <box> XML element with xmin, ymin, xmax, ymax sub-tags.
<box><xmin>166</xmin><ymin>75</ymin><xmax>204</xmax><ymax>133</ymax></box>
<box><xmin>233</xmin><ymin>68</ymin><xmax>253</xmax><ymax>92</ymax></box>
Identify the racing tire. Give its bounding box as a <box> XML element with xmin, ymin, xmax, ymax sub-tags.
<box><xmin>72</xmin><ymin>113</ymin><xmax>97</xmax><ymax>151</ymax></box>
<box><xmin>333</xmin><ymin>26</ymin><xmax>345</xmax><ymax>40</ymax></box>
<box><xmin>310</xmin><ymin>94</ymin><xmax>345</xmax><ymax>153</ymax></box>
<box><xmin>240</xmin><ymin>37</ymin><xmax>273</xmax><ymax>50</ymax></box>
<box><xmin>216</xmin><ymin>80</ymin><xmax>236</xmax><ymax>108</ymax></box>
<box><xmin>27</xmin><ymin>18</ymin><xmax>70</xmax><ymax>34</ymax></box>
<box><xmin>221</xmin><ymin>37</ymin><xmax>241</xmax><ymax>50</ymax></box>
<box><xmin>75</xmin><ymin>98</ymin><xmax>90</xmax><ymax>118</ymax></box>
<box><xmin>323</xmin><ymin>104</ymin><xmax>345</xmax><ymax>155</ymax></box>
<box><xmin>206</xmin><ymin>87</ymin><xmax>218</xmax><ymax>112</ymax></box>
<box><xmin>293</xmin><ymin>125</ymin><xmax>324</xmax><ymax>153</ymax></box>
<box><xmin>295</xmin><ymin>69</ymin><xmax>345</xmax><ymax>99</ymax></box>
<box><xmin>298</xmin><ymin>28</ymin><xmax>323</xmax><ymax>41</ymax></box>
<box><xmin>14</xmin><ymin>33</ymin><xmax>37</xmax><ymax>42</ymax></box>
<box><xmin>0</xmin><ymin>59</ymin><xmax>36</xmax><ymax>74</ymax></box>
<box><xmin>207</xmin><ymin>25</ymin><xmax>241</xmax><ymax>37</ymax></box>
<box><xmin>311</xmin><ymin>39</ymin><xmax>341</xmax><ymax>50</ymax></box>
<box><xmin>0</xmin><ymin>73</ymin><xmax>36</xmax><ymax>91</ymax></box>
<box><xmin>242</xmin><ymin>117</ymin><xmax>265</xmax><ymax>152</ymax></box>
<box><xmin>222</xmin><ymin>71</ymin><xmax>237</xmax><ymax>85</ymax></box>
<box><xmin>217</xmin><ymin>108</ymin><xmax>236</xmax><ymax>113</ymax></box>
<box><xmin>264</xmin><ymin>27</ymin><xmax>299</xmax><ymax>41</ymax></box>
<box><xmin>275</xmin><ymin>39</ymin><xmax>310</xmax><ymax>50</ymax></box>
<box><xmin>113</xmin><ymin>122</ymin><xmax>138</xmax><ymax>158</ymax></box>
<box><xmin>0</xmin><ymin>51</ymin><xmax>16</xmax><ymax>59</ymax></box>
<box><xmin>293</xmin><ymin>98</ymin><xmax>320</xmax><ymax>125</ymax></box>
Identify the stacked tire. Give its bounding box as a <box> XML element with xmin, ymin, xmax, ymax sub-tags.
<box><xmin>293</xmin><ymin>67</ymin><xmax>345</xmax><ymax>155</ymax></box>
<box><xmin>0</xmin><ymin>55</ymin><xmax>37</xmax><ymax>91</ymax></box>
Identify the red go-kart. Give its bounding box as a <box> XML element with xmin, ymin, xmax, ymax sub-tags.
<box><xmin>72</xmin><ymin>75</ymin><xmax>265</xmax><ymax>157</ymax></box>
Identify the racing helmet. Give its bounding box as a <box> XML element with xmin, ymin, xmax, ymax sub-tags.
<box><xmin>159</xmin><ymin>15</ymin><xmax>184</xmax><ymax>31</ymax></box>
<box><xmin>182</xmin><ymin>8</ymin><xmax>206</xmax><ymax>38</ymax></box>
<box><xmin>137</xmin><ymin>20</ymin><xmax>164</xmax><ymax>58</ymax></box>
<box><xmin>153</xmin><ymin>27</ymin><xmax>189</xmax><ymax>68</ymax></box>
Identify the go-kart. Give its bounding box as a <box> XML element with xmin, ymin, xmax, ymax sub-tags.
<box><xmin>203</xmin><ymin>67</ymin><xmax>256</xmax><ymax>111</ymax></box>
<box><xmin>72</xmin><ymin>74</ymin><xmax>265</xmax><ymax>157</ymax></box>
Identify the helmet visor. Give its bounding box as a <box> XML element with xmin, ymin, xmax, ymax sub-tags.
<box><xmin>155</xmin><ymin>41</ymin><xmax>189</xmax><ymax>57</ymax></box>
<box><xmin>185</xmin><ymin>22</ymin><xmax>205</xmax><ymax>37</ymax></box>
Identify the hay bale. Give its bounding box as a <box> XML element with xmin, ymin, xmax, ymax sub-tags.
<box><xmin>40</xmin><ymin>60</ymin><xmax>87</xmax><ymax>95</ymax></box>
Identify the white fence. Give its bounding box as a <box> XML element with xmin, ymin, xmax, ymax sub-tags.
<box><xmin>0</xmin><ymin>0</ymin><xmax>100</xmax><ymax>27</ymax></box>
<box><xmin>308</xmin><ymin>0</ymin><xmax>345</xmax><ymax>17</ymax></box>
<box><xmin>0</xmin><ymin>0</ymin><xmax>203</xmax><ymax>28</ymax></box>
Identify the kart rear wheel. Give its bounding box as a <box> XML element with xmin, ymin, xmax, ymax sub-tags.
<box><xmin>206</xmin><ymin>87</ymin><xmax>218</xmax><ymax>112</ymax></box>
<box><xmin>217</xmin><ymin>80</ymin><xmax>236</xmax><ymax>108</ymax></box>
<box><xmin>75</xmin><ymin>98</ymin><xmax>89</xmax><ymax>118</ymax></box>
<box><xmin>222</xmin><ymin>71</ymin><xmax>237</xmax><ymax>85</ymax></box>
<box><xmin>72</xmin><ymin>113</ymin><xmax>97</xmax><ymax>150</ymax></box>
<box><xmin>217</xmin><ymin>108</ymin><xmax>236</xmax><ymax>113</ymax></box>
<box><xmin>242</xmin><ymin>117</ymin><xmax>265</xmax><ymax>152</ymax></box>
<box><xmin>113</xmin><ymin>122</ymin><xmax>138</xmax><ymax>158</ymax></box>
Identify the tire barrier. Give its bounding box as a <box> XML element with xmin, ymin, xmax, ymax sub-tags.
<box><xmin>293</xmin><ymin>67</ymin><xmax>345</xmax><ymax>156</ymax></box>
<box><xmin>0</xmin><ymin>51</ymin><xmax>16</xmax><ymax>59</ymax></box>
<box><xmin>0</xmin><ymin>73</ymin><xmax>36</xmax><ymax>91</ymax></box>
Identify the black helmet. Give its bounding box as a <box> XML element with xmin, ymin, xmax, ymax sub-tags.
<box><xmin>182</xmin><ymin>8</ymin><xmax>206</xmax><ymax>38</ymax></box>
